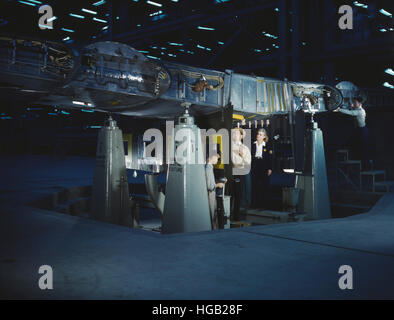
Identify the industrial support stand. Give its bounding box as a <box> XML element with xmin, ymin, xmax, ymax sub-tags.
<box><xmin>90</xmin><ymin>115</ymin><xmax>133</xmax><ymax>227</ymax></box>
<box><xmin>161</xmin><ymin>105</ymin><xmax>212</xmax><ymax>234</ymax></box>
<box><xmin>296</xmin><ymin>114</ymin><xmax>331</xmax><ymax>220</ymax></box>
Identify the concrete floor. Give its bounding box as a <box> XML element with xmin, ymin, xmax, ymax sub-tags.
<box><xmin>1</xmin><ymin>155</ymin><xmax>394</xmax><ymax>299</ymax></box>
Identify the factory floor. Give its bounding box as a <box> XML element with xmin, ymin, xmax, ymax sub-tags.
<box><xmin>1</xmin><ymin>155</ymin><xmax>394</xmax><ymax>300</ymax></box>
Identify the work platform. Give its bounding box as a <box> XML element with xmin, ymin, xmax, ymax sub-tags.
<box><xmin>1</xmin><ymin>155</ymin><xmax>394</xmax><ymax>299</ymax></box>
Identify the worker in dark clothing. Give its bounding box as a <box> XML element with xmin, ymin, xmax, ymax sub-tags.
<box><xmin>251</xmin><ymin>128</ymin><xmax>273</xmax><ymax>209</ymax></box>
<box><xmin>205</xmin><ymin>153</ymin><xmax>225</xmax><ymax>230</ymax></box>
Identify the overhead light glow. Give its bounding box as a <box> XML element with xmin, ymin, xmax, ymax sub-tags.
<box><xmin>93</xmin><ymin>0</ymin><xmax>106</xmax><ymax>6</ymax></box>
<box><xmin>197</xmin><ymin>44</ymin><xmax>211</xmax><ymax>51</ymax></box>
<box><xmin>39</xmin><ymin>24</ymin><xmax>53</xmax><ymax>29</ymax></box>
<box><xmin>18</xmin><ymin>1</ymin><xmax>37</xmax><ymax>6</ymax></box>
<box><xmin>61</xmin><ymin>28</ymin><xmax>75</xmax><ymax>33</ymax></box>
<box><xmin>385</xmin><ymin>68</ymin><xmax>394</xmax><ymax>76</ymax></box>
<box><xmin>47</xmin><ymin>16</ymin><xmax>57</xmax><ymax>22</ymax></box>
<box><xmin>168</xmin><ymin>42</ymin><xmax>183</xmax><ymax>46</ymax></box>
<box><xmin>197</xmin><ymin>26</ymin><xmax>215</xmax><ymax>31</ymax></box>
<box><xmin>147</xmin><ymin>1</ymin><xmax>162</xmax><ymax>7</ymax></box>
<box><xmin>149</xmin><ymin>10</ymin><xmax>163</xmax><ymax>16</ymax></box>
<box><xmin>82</xmin><ymin>8</ymin><xmax>97</xmax><ymax>14</ymax></box>
<box><xmin>379</xmin><ymin>9</ymin><xmax>392</xmax><ymax>18</ymax></box>
<box><xmin>383</xmin><ymin>82</ymin><xmax>394</xmax><ymax>89</ymax></box>
<box><xmin>353</xmin><ymin>1</ymin><xmax>368</xmax><ymax>9</ymax></box>
<box><xmin>72</xmin><ymin>101</ymin><xmax>92</xmax><ymax>107</ymax></box>
<box><xmin>69</xmin><ymin>13</ymin><xmax>85</xmax><ymax>19</ymax></box>
<box><xmin>147</xmin><ymin>55</ymin><xmax>160</xmax><ymax>60</ymax></box>
<box><xmin>262</xmin><ymin>31</ymin><xmax>278</xmax><ymax>39</ymax></box>
<box><xmin>93</xmin><ymin>17</ymin><xmax>107</xmax><ymax>23</ymax></box>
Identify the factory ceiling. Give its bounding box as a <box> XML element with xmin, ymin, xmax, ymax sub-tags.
<box><xmin>0</xmin><ymin>0</ymin><xmax>393</xmax><ymax>86</ymax></box>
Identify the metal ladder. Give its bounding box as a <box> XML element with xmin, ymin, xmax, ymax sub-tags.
<box><xmin>336</xmin><ymin>149</ymin><xmax>361</xmax><ymax>190</ymax></box>
<box><xmin>336</xmin><ymin>149</ymin><xmax>393</xmax><ymax>192</ymax></box>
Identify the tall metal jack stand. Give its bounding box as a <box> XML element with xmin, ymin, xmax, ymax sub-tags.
<box><xmin>90</xmin><ymin>115</ymin><xmax>134</xmax><ymax>227</ymax></box>
<box><xmin>296</xmin><ymin>113</ymin><xmax>331</xmax><ymax>220</ymax></box>
<box><xmin>161</xmin><ymin>104</ymin><xmax>212</xmax><ymax>234</ymax></box>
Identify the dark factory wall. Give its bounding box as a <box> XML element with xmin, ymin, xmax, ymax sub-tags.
<box><xmin>1</xmin><ymin>105</ymin><xmax>394</xmax><ymax>181</ymax></box>
<box><xmin>318</xmin><ymin>106</ymin><xmax>394</xmax><ymax>180</ymax></box>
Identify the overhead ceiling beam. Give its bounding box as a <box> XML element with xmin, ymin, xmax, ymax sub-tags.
<box><xmin>232</xmin><ymin>54</ymin><xmax>277</xmax><ymax>73</ymax></box>
<box><xmin>111</xmin><ymin>1</ymin><xmax>277</xmax><ymax>43</ymax></box>
<box><xmin>302</xmin><ymin>38</ymin><xmax>394</xmax><ymax>61</ymax></box>
<box><xmin>206</xmin><ymin>24</ymin><xmax>244</xmax><ymax>68</ymax></box>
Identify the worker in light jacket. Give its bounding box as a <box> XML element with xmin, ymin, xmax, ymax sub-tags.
<box><xmin>334</xmin><ymin>96</ymin><xmax>370</xmax><ymax>170</ymax></box>
<box><xmin>231</xmin><ymin>127</ymin><xmax>252</xmax><ymax>221</ymax></box>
